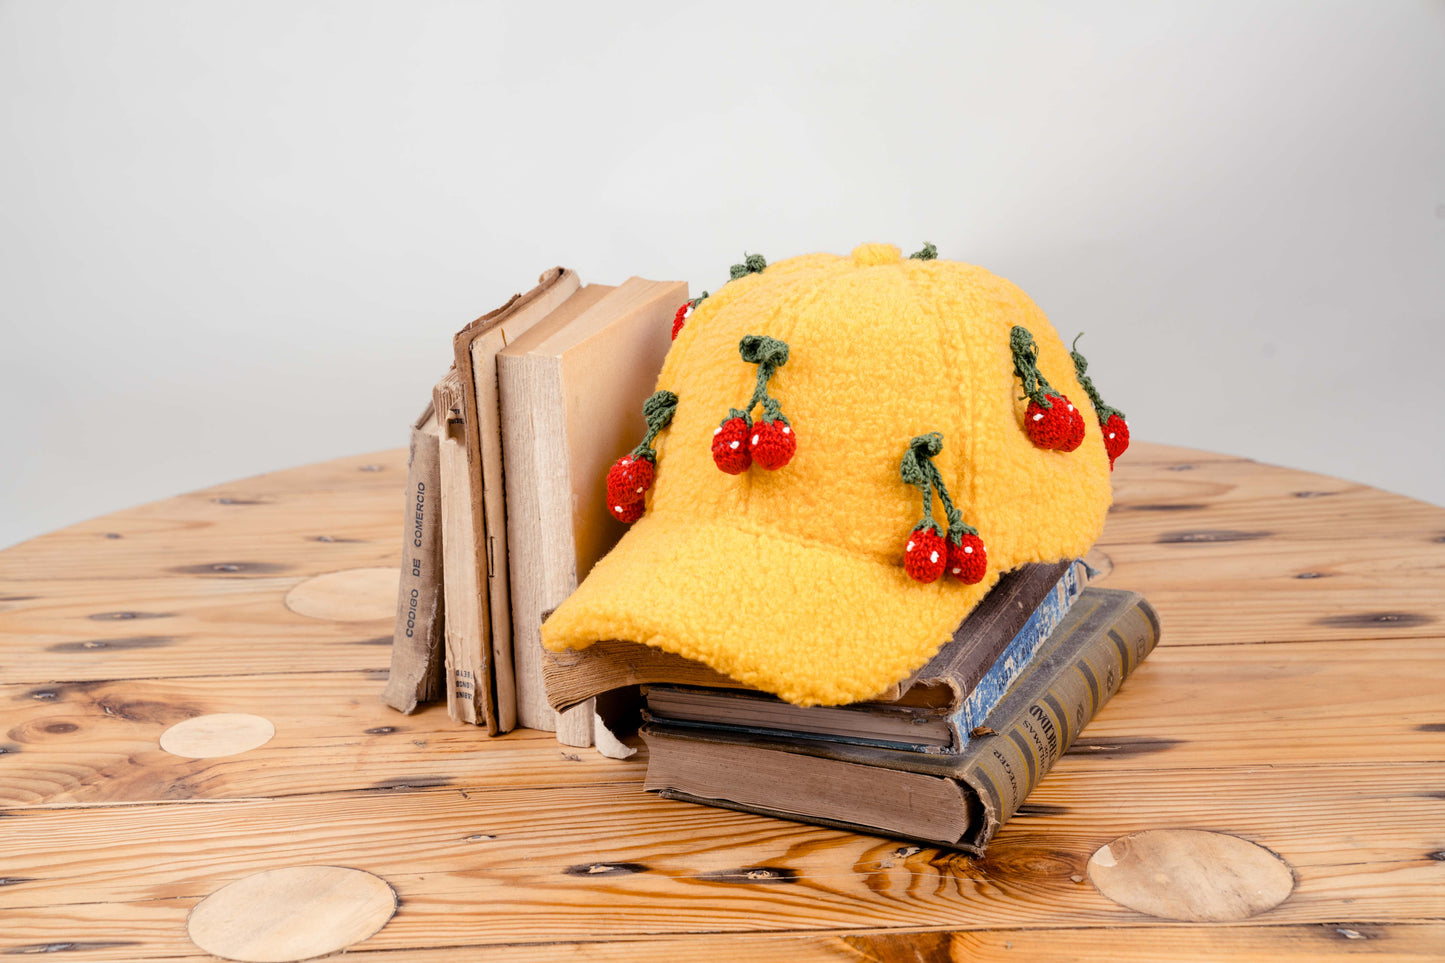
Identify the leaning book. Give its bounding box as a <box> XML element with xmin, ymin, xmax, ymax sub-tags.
<box><xmin>641</xmin><ymin>586</ymin><xmax>1159</xmax><ymax>854</ymax></box>
<box><xmin>382</xmin><ymin>401</ymin><xmax>446</xmax><ymax>713</ymax></box>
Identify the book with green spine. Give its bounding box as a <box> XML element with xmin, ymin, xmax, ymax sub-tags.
<box><xmin>642</xmin><ymin>587</ymin><xmax>1160</xmax><ymax>853</ymax></box>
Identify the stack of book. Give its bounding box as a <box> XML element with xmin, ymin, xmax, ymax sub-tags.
<box><xmin>383</xmin><ymin>267</ymin><xmax>687</xmax><ymax>753</ymax></box>
<box><xmin>545</xmin><ymin>555</ymin><xmax>1159</xmax><ymax>852</ymax></box>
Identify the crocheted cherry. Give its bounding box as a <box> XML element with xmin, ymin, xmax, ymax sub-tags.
<box><xmin>1066</xmin><ymin>398</ymin><xmax>1086</xmax><ymax>448</ymax></box>
<box><xmin>670</xmin><ymin>293</ymin><xmax>708</xmax><ymax>341</ymax></box>
<box><xmin>947</xmin><ymin>530</ymin><xmax>987</xmax><ymax>584</ymax></box>
<box><xmin>604</xmin><ymin>390</ymin><xmax>677</xmax><ymax>524</ymax></box>
<box><xmin>712</xmin><ymin>416</ymin><xmax>753</xmax><ymax>474</ymax></box>
<box><xmin>750</xmin><ymin>416</ymin><xmax>796</xmax><ymax>471</ymax></box>
<box><xmin>1012</xmin><ymin>326</ymin><xmax>1085</xmax><ymax>453</ymax></box>
<box><xmin>899</xmin><ymin>432</ymin><xmax>985</xmax><ymax>585</ymax></box>
<box><xmin>904</xmin><ymin>524</ymin><xmax>948</xmax><ymax>583</ymax></box>
<box><xmin>609</xmin><ymin>499</ymin><xmax>645</xmax><ymax>524</ymax></box>
<box><xmin>1071</xmin><ymin>335</ymin><xmax>1130</xmax><ymax>470</ymax></box>
<box><xmin>1025</xmin><ymin>391</ymin><xmax>1085</xmax><ymax>453</ymax></box>
<box><xmin>713</xmin><ymin>334</ymin><xmax>795</xmax><ymax>475</ymax></box>
<box><xmin>1102</xmin><ymin>412</ymin><xmax>1129</xmax><ymax>468</ymax></box>
<box><xmin>605</xmin><ymin>454</ymin><xmax>654</xmax><ymax>508</ymax></box>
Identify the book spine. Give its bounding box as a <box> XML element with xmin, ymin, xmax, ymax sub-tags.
<box><xmin>436</xmin><ymin>380</ymin><xmax>494</xmax><ymax>729</ymax></box>
<box><xmin>382</xmin><ymin>422</ymin><xmax>446</xmax><ymax>713</ymax></box>
<box><xmin>457</xmin><ymin>359</ymin><xmax>509</xmax><ymax>736</ymax></box>
<box><xmin>955</xmin><ymin>559</ymin><xmax>1087</xmax><ymax>737</ymax></box>
<box><xmin>955</xmin><ymin>591</ymin><xmax>1158</xmax><ymax>852</ymax></box>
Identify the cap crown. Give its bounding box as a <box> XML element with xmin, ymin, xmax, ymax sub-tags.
<box><xmin>542</xmin><ymin>243</ymin><xmax>1115</xmax><ymax>707</ymax></box>
<box><xmin>651</xmin><ymin>244</ymin><xmax>1111</xmax><ymax>572</ymax></box>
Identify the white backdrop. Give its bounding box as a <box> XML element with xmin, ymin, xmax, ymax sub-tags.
<box><xmin>2</xmin><ymin>0</ymin><xmax>1442</xmax><ymax>549</ymax></box>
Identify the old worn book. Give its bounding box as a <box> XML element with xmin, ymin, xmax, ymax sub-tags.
<box><xmin>451</xmin><ymin>267</ymin><xmax>584</xmax><ymax>734</ymax></box>
<box><xmin>498</xmin><ymin>276</ymin><xmax>685</xmax><ymax>745</ymax></box>
<box><xmin>382</xmin><ymin>402</ymin><xmax>446</xmax><ymax>713</ymax></box>
<box><xmin>643</xmin><ymin>560</ymin><xmax>1088</xmax><ymax>752</ymax></box>
<box><xmin>543</xmin><ymin>641</ymin><xmax>770</xmax><ymax>714</ymax></box>
<box><xmin>434</xmin><ymin>369</ymin><xmax>490</xmax><ymax>727</ymax></box>
<box><xmin>643</xmin><ymin>587</ymin><xmax>1159</xmax><ymax>853</ymax></box>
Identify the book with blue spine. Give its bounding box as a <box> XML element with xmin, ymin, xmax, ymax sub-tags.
<box><xmin>956</xmin><ymin>557</ymin><xmax>1085</xmax><ymax>734</ymax></box>
<box><xmin>642</xmin><ymin>559</ymin><xmax>1089</xmax><ymax>754</ymax></box>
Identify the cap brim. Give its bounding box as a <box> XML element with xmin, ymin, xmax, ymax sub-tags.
<box><xmin>540</xmin><ymin>513</ymin><xmax>997</xmax><ymax>706</ymax></box>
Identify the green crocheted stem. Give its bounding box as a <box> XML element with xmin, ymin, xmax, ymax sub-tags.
<box><xmin>901</xmin><ymin>432</ymin><xmax>978</xmax><ymax>545</ymax></box>
<box><xmin>1010</xmin><ymin>325</ymin><xmax>1057</xmax><ymax>407</ymax></box>
<box><xmin>630</xmin><ymin>390</ymin><xmax>678</xmax><ymax>461</ymax></box>
<box><xmin>900</xmin><ymin>433</ymin><xmax>945</xmax><ymax>536</ymax></box>
<box><xmin>736</xmin><ymin>335</ymin><xmax>790</xmax><ymax>424</ymax></box>
<box><xmin>739</xmin><ymin>335</ymin><xmax>789</xmax><ymax>367</ymax></box>
<box><xmin>909</xmin><ymin>242</ymin><xmax>938</xmax><ymax>260</ymax></box>
<box><xmin>907</xmin><ymin>471</ymin><xmax>941</xmax><ymax>537</ymax></box>
<box><xmin>950</xmin><ymin>519</ymin><xmax>980</xmax><ymax>541</ymax></box>
<box><xmin>1070</xmin><ymin>334</ymin><xmax>1126</xmax><ymax>421</ymax></box>
<box><xmin>725</xmin><ymin>406</ymin><xmax>752</xmax><ymax>429</ymax></box>
<box><xmin>745</xmin><ymin>366</ymin><xmax>776</xmax><ymax>422</ymax></box>
<box><xmin>729</xmin><ymin>253</ymin><xmax>767</xmax><ymax>280</ymax></box>
<box><xmin>923</xmin><ymin>459</ymin><xmax>967</xmax><ymax>546</ymax></box>
<box><xmin>689</xmin><ymin>292</ymin><xmax>709</xmax><ymax>310</ymax></box>
<box><xmin>912</xmin><ymin>517</ymin><xmax>943</xmax><ymax>538</ymax></box>
<box><xmin>642</xmin><ymin>389</ymin><xmax>678</xmax><ymax>426</ymax></box>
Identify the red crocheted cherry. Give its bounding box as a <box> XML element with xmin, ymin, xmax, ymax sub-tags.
<box><xmin>603</xmin><ymin>390</ymin><xmax>676</xmax><ymax>525</ymax></box>
<box><xmin>749</xmin><ymin>418</ymin><xmax>796</xmax><ymax>471</ymax></box>
<box><xmin>1102</xmin><ymin>412</ymin><xmax>1130</xmax><ymax>469</ymax></box>
<box><xmin>712</xmin><ymin>417</ymin><xmax>753</xmax><ymax>474</ymax></box>
<box><xmin>904</xmin><ymin>525</ymin><xmax>948</xmax><ymax>584</ymax></box>
<box><xmin>1063</xmin><ymin>398</ymin><xmax>1086</xmax><ymax>451</ymax></box>
<box><xmin>609</xmin><ymin>499</ymin><xmax>645</xmax><ymax>524</ymax></box>
<box><xmin>605</xmin><ymin>454</ymin><xmax>654</xmax><ymax>508</ymax></box>
<box><xmin>1026</xmin><ymin>391</ymin><xmax>1085</xmax><ymax>452</ymax></box>
<box><xmin>947</xmin><ymin>532</ymin><xmax>987</xmax><ymax>584</ymax></box>
<box><xmin>1070</xmin><ymin>334</ymin><xmax>1129</xmax><ymax>468</ymax></box>
<box><xmin>671</xmin><ymin>294</ymin><xmax>709</xmax><ymax>340</ymax></box>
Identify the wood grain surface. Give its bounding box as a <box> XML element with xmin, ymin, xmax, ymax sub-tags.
<box><xmin>1</xmin><ymin>443</ymin><xmax>1442</xmax><ymax>961</ymax></box>
<box><xmin>186</xmin><ymin>865</ymin><xmax>397</xmax><ymax>962</ymax></box>
<box><xmin>1086</xmin><ymin>829</ymin><xmax>1296</xmax><ymax>921</ymax></box>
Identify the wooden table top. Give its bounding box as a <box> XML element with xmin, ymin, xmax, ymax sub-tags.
<box><xmin>2</xmin><ymin>442</ymin><xmax>1442</xmax><ymax>961</ymax></box>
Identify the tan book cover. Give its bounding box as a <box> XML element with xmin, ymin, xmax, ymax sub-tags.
<box><xmin>451</xmin><ymin>267</ymin><xmax>583</xmax><ymax>733</ymax></box>
<box><xmin>498</xmin><ymin>277</ymin><xmax>686</xmax><ymax>745</ymax></box>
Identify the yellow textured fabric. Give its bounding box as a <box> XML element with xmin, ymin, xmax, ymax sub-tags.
<box><xmin>541</xmin><ymin>244</ymin><xmax>1113</xmax><ymax>706</ymax></box>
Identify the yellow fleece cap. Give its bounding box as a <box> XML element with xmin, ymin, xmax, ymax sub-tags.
<box><xmin>540</xmin><ymin>244</ymin><xmax>1114</xmax><ymax>706</ymax></box>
